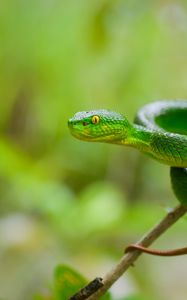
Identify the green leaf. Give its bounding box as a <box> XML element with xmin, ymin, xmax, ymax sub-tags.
<box><xmin>100</xmin><ymin>292</ymin><xmax>111</xmax><ymax>300</ymax></box>
<box><xmin>53</xmin><ymin>264</ymin><xmax>111</xmax><ymax>300</ymax></box>
<box><xmin>53</xmin><ymin>264</ymin><xmax>87</xmax><ymax>300</ymax></box>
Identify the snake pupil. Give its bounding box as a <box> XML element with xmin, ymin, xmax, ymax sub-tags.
<box><xmin>92</xmin><ymin>115</ymin><xmax>100</xmax><ymax>125</ymax></box>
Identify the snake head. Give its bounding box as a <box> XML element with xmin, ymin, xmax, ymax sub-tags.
<box><xmin>68</xmin><ymin>109</ymin><xmax>131</xmax><ymax>143</ymax></box>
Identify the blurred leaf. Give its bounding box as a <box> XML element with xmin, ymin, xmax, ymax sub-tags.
<box><xmin>53</xmin><ymin>264</ymin><xmax>87</xmax><ymax>300</ymax></box>
<box><xmin>64</xmin><ymin>182</ymin><xmax>125</xmax><ymax>239</ymax></box>
<box><xmin>53</xmin><ymin>264</ymin><xmax>111</xmax><ymax>300</ymax></box>
<box><xmin>101</xmin><ymin>291</ymin><xmax>112</xmax><ymax>300</ymax></box>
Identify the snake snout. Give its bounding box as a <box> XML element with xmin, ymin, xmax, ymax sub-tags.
<box><xmin>68</xmin><ymin>119</ymin><xmax>74</xmax><ymax>128</ymax></box>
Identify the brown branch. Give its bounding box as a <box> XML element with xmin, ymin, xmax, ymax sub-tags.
<box><xmin>86</xmin><ymin>204</ymin><xmax>187</xmax><ymax>300</ymax></box>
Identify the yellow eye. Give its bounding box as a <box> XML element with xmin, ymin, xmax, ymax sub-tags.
<box><xmin>92</xmin><ymin>115</ymin><xmax>100</xmax><ymax>125</ymax></box>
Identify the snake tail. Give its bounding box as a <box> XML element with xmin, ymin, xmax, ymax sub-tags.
<box><xmin>125</xmin><ymin>244</ymin><xmax>187</xmax><ymax>257</ymax></box>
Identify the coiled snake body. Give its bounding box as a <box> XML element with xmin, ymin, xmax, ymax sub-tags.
<box><xmin>68</xmin><ymin>101</ymin><xmax>187</xmax><ymax>256</ymax></box>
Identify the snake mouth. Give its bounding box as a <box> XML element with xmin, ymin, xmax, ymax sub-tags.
<box><xmin>70</xmin><ymin>129</ymin><xmax>110</xmax><ymax>141</ymax></box>
<box><xmin>68</xmin><ymin>123</ymin><xmax>96</xmax><ymax>141</ymax></box>
<box><xmin>68</xmin><ymin>124</ymin><xmax>118</xmax><ymax>142</ymax></box>
<box><xmin>70</xmin><ymin>129</ymin><xmax>95</xmax><ymax>141</ymax></box>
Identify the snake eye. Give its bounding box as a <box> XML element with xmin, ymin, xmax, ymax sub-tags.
<box><xmin>92</xmin><ymin>115</ymin><xmax>100</xmax><ymax>125</ymax></box>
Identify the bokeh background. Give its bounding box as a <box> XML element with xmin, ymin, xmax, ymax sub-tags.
<box><xmin>1</xmin><ymin>1</ymin><xmax>187</xmax><ymax>299</ymax></box>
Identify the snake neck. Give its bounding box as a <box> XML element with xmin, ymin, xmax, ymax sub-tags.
<box><xmin>121</xmin><ymin>123</ymin><xmax>187</xmax><ymax>167</ymax></box>
<box><xmin>122</xmin><ymin>124</ymin><xmax>152</xmax><ymax>152</ymax></box>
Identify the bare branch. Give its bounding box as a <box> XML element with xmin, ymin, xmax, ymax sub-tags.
<box><xmin>87</xmin><ymin>204</ymin><xmax>187</xmax><ymax>300</ymax></box>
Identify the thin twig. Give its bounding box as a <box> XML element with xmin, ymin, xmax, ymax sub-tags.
<box><xmin>86</xmin><ymin>204</ymin><xmax>187</xmax><ymax>300</ymax></box>
<box><xmin>125</xmin><ymin>244</ymin><xmax>187</xmax><ymax>256</ymax></box>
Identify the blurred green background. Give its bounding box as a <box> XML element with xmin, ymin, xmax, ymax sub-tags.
<box><xmin>1</xmin><ymin>1</ymin><xmax>187</xmax><ymax>299</ymax></box>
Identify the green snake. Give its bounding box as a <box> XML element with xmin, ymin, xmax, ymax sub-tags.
<box><xmin>68</xmin><ymin>101</ymin><xmax>187</xmax><ymax>256</ymax></box>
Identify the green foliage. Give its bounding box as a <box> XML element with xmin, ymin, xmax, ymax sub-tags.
<box><xmin>34</xmin><ymin>264</ymin><xmax>111</xmax><ymax>300</ymax></box>
<box><xmin>54</xmin><ymin>265</ymin><xmax>87</xmax><ymax>300</ymax></box>
<box><xmin>34</xmin><ymin>263</ymin><xmax>149</xmax><ymax>300</ymax></box>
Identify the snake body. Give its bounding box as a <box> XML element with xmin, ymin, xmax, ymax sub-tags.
<box><xmin>68</xmin><ymin>100</ymin><xmax>187</xmax><ymax>206</ymax></box>
<box><xmin>68</xmin><ymin>101</ymin><xmax>187</xmax><ymax>256</ymax></box>
<box><xmin>134</xmin><ymin>101</ymin><xmax>187</xmax><ymax>206</ymax></box>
